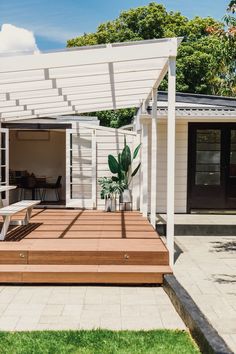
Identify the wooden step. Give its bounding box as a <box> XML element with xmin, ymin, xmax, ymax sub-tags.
<box><xmin>0</xmin><ymin>239</ymin><xmax>168</xmax><ymax>265</ymax></box>
<box><xmin>0</xmin><ymin>265</ymin><xmax>172</xmax><ymax>284</ymax></box>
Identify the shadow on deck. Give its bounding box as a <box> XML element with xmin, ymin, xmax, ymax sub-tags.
<box><xmin>0</xmin><ymin>209</ymin><xmax>171</xmax><ymax>284</ymax></box>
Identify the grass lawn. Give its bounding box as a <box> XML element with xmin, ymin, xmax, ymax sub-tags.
<box><xmin>0</xmin><ymin>329</ymin><xmax>200</xmax><ymax>354</ymax></box>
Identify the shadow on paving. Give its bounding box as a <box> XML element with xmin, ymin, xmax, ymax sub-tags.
<box><xmin>212</xmin><ymin>274</ymin><xmax>236</xmax><ymax>284</ymax></box>
<box><xmin>210</xmin><ymin>239</ymin><xmax>236</xmax><ymax>253</ymax></box>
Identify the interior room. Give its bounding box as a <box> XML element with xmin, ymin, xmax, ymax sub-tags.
<box><xmin>9</xmin><ymin>129</ymin><xmax>66</xmax><ymax>206</ymax></box>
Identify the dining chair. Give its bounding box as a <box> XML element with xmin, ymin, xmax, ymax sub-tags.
<box><xmin>42</xmin><ymin>176</ymin><xmax>62</xmax><ymax>201</ymax></box>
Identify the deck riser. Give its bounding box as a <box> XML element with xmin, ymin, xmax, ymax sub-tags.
<box><xmin>0</xmin><ymin>272</ymin><xmax>164</xmax><ymax>284</ymax></box>
<box><xmin>0</xmin><ymin>251</ymin><xmax>169</xmax><ymax>266</ymax></box>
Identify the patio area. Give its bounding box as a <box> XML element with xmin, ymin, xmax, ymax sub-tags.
<box><xmin>0</xmin><ymin>209</ymin><xmax>171</xmax><ymax>284</ymax></box>
<box><xmin>175</xmin><ymin>235</ymin><xmax>236</xmax><ymax>353</ymax></box>
<box><xmin>0</xmin><ymin>284</ymin><xmax>185</xmax><ymax>331</ymax></box>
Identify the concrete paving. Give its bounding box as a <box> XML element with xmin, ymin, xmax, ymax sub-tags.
<box><xmin>159</xmin><ymin>213</ymin><xmax>236</xmax><ymax>225</ymax></box>
<box><xmin>0</xmin><ymin>285</ymin><xmax>185</xmax><ymax>331</ymax></box>
<box><xmin>175</xmin><ymin>235</ymin><xmax>236</xmax><ymax>353</ymax></box>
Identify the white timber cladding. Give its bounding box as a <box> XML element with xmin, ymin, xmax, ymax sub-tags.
<box><xmin>145</xmin><ymin>120</ymin><xmax>188</xmax><ymax>213</ymax></box>
<box><xmin>144</xmin><ymin>116</ymin><xmax>236</xmax><ymax>214</ymax></box>
<box><xmin>66</xmin><ymin>124</ymin><xmax>139</xmax><ymax>210</ymax></box>
<box><xmin>0</xmin><ymin>38</ymin><xmax>181</xmax><ymax>121</ymax></box>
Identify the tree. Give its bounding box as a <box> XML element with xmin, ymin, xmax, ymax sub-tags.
<box><xmin>83</xmin><ymin>108</ymin><xmax>136</xmax><ymax>128</ymax></box>
<box><xmin>206</xmin><ymin>0</ymin><xmax>236</xmax><ymax>96</ymax></box>
<box><xmin>67</xmin><ymin>2</ymin><xmax>235</xmax><ymax>127</ymax></box>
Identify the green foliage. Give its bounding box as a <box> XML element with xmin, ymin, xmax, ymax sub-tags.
<box><xmin>67</xmin><ymin>2</ymin><xmax>235</xmax><ymax>127</ymax></box>
<box><xmin>108</xmin><ymin>155</ymin><xmax>119</xmax><ymax>174</ymax></box>
<box><xmin>207</xmin><ymin>1</ymin><xmax>236</xmax><ymax>95</ymax></box>
<box><xmin>108</xmin><ymin>140</ymin><xmax>141</xmax><ymax>188</ymax></box>
<box><xmin>85</xmin><ymin>108</ymin><xmax>136</xmax><ymax>128</ymax></box>
<box><xmin>133</xmin><ymin>143</ymin><xmax>141</xmax><ymax>159</ymax></box>
<box><xmin>98</xmin><ymin>177</ymin><xmax>125</xmax><ymax>199</ymax></box>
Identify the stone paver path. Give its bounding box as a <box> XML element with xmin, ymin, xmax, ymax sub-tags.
<box><xmin>175</xmin><ymin>236</ymin><xmax>236</xmax><ymax>353</ymax></box>
<box><xmin>0</xmin><ymin>285</ymin><xmax>185</xmax><ymax>331</ymax></box>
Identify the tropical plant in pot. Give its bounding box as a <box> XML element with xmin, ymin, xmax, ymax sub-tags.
<box><xmin>108</xmin><ymin>139</ymin><xmax>141</xmax><ymax>206</ymax></box>
<box><xmin>98</xmin><ymin>177</ymin><xmax>126</xmax><ymax>212</ymax></box>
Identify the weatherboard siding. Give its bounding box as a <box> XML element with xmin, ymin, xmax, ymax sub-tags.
<box><xmin>69</xmin><ymin>121</ymin><xmax>188</xmax><ymax>212</ymax></box>
<box><xmin>147</xmin><ymin>120</ymin><xmax>188</xmax><ymax>213</ymax></box>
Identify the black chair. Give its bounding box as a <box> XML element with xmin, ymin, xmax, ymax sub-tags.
<box><xmin>19</xmin><ymin>174</ymin><xmax>41</xmax><ymax>200</ymax></box>
<box><xmin>42</xmin><ymin>176</ymin><xmax>62</xmax><ymax>201</ymax></box>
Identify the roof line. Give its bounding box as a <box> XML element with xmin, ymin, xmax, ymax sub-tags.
<box><xmin>157</xmin><ymin>91</ymin><xmax>236</xmax><ymax>108</ymax></box>
<box><xmin>0</xmin><ymin>37</ymin><xmax>183</xmax><ymax>57</ymax></box>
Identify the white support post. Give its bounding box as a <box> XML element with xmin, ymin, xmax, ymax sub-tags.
<box><xmin>150</xmin><ymin>88</ymin><xmax>157</xmax><ymax>227</ymax></box>
<box><xmin>91</xmin><ymin>129</ymin><xmax>97</xmax><ymax>209</ymax></box>
<box><xmin>141</xmin><ymin>121</ymin><xmax>148</xmax><ymax>217</ymax></box>
<box><xmin>132</xmin><ymin>133</ymin><xmax>141</xmax><ymax>211</ymax></box>
<box><xmin>166</xmin><ymin>57</ymin><xmax>176</xmax><ymax>267</ymax></box>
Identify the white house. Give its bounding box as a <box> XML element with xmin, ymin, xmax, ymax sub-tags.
<box><xmin>2</xmin><ymin>37</ymin><xmax>235</xmax><ymax>266</ymax></box>
<box><xmin>137</xmin><ymin>91</ymin><xmax>236</xmax><ymax>214</ymax></box>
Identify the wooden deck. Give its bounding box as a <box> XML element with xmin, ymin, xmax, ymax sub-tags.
<box><xmin>0</xmin><ymin>210</ymin><xmax>171</xmax><ymax>284</ymax></box>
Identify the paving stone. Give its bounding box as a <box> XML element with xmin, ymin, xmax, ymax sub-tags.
<box><xmin>175</xmin><ymin>235</ymin><xmax>236</xmax><ymax>353</ymax></box>
<box><xmin>41</xmin><ymin>304</ymin><xmax>64</xmax><ymax>316</ymax></box>
<box><xmin>100</xmin><ymin>317</ymin><xmax>122</xmax><ymax>330</ymax></box>
<box><xmin>79</xmin><ymin>317</ymin><xmax>101</xmax><ymax>330</ymax></box>
<box><xmin>122</xmin><ymin>316</ymin><xmax>164</xmax><ymax>330</ymax></box>
<box><xmin>0</xmin><ymin>285</ymin><xmax>185</xmax><ymax>331</ymax></box>
<box><xmin>62</xmin><ymin>305</ymin><xmax>83</xmax><ymax>316</ymax></box>
<box><xmin>0</xmin><ymin>316</ymin><xmax>20</xmax><ymax>331</ymax></box>
<box><xmin>4</xmin><ymin>304</ymin><xmax>45</xmax><ymax>317</ymax></box>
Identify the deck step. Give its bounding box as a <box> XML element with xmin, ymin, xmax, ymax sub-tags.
<box><xmin>0</xmin><ymin>265</ymin><xmax>172</xmax><ymax>284</ymax></box>
<box><xmin>0</xmin><ymin>250</ymin><xmax>168</xmax><ymax>266</ymax></box>
<box><xmin>0</xmin><ymin>239</ymin><xmax>169</xmax><ymax>265</ymax></box>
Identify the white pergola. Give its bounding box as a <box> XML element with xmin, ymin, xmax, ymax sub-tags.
<box><xmin>0</xmin><ymin>38</ymin><xmax>181</xmax><ymax>265</ymax></box>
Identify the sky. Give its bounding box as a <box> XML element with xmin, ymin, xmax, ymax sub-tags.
<box><xmin>0</xmin><ymin>0</ymin><xmax>228</xmax><ymax>51</ymax></box>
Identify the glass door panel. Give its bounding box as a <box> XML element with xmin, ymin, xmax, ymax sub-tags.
<box><xmin>0</xmin><ymin>129</ymin><xmax>9</xmax><ymax>206</ymax></box>
<box><xmin>226</xmin><ymin>129</ymin><xmax>236</xmax><ymax>206</ymax></box>
<box><xmin>195</xmin><ymin>129</ymin><xmax>221</xmax><ymax>186</ymax></box>
<box><xmin>229</xmin><ymin>130</ymin><xmax>236</xmax><ymax>177</ymax></box>
<box><xmin>188</xmin><ymin>125</ymin><xmax>225</xmax><ymax>211</ymax></box>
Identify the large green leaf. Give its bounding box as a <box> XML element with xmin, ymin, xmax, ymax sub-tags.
<box><xmin>108</xmin><ymin>155</ymin><xmax>119</xmax><ymax>174</ymax></box>
<box><xmin>133</xmin><ymin>143</ymin><xmax>141</xmax><ymax>159</ymax></box>
<box><xmin>131</xmin><ymin>162</ymin><xmax>141</xmax><ymax>177</ymax></box>
<box><xmin>121</xmin><ymin>145</ymin><xmax>131</xmax><ymax>172</ymax></box>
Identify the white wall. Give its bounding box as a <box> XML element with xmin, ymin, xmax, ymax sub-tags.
<box><xmin>96</xmin><ymin>128</ymin><xmax>140</xmax><ymax>209</ymax></box>
<box><xmin>67</xmin><ymin>125</ymin><xmax>140</xmax><ymax>210</ymax></box>
<box><xmin>147</xmin><ymin>119</ymin><xmax>188</xmax><ymax>213</ymax></box>
<box><xmin>9</xmin><ymin>130</ymin><xmax>66</xmax><ymax>201</ymax></box>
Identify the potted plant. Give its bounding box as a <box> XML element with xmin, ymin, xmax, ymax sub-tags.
<box><xmin>108</xmin><ymin>139</ymin><xmax>141</xmax><ymax>205</ymax></box>
<box><xmin>98</xmin><ymin>177</ymin><xmax>125</xmax><ymax>212</ymax></box>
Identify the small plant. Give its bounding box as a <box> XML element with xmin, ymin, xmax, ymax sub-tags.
<box><xmin>108</xmin><ymin>139</ymin><xmax>141</xmax><ymax>188</ymax></box>
<box><xmin>98</xmin><ymin>177</ymin><xmax>125</xmax><ymax>200</ymax></box>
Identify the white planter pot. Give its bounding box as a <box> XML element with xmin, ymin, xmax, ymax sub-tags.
<box><xmin>105</xmin><ymin>198</ymin><xmax>116</xmax><ymax>212</ymax></box>
<box><xmin>120</xmin><ymin>189</ymin><xmax>132</xmax><ymax>203</ymax></box>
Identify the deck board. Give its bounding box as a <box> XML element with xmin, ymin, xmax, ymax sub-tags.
<box><xmin>0</xmin><ymin>210</ymin><xmax>170</xmax><ymax>284</ymax></box>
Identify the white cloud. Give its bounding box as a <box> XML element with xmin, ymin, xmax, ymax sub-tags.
<box><xmin>0</xmin><ymin>24</ymin><xmax>39</xmax><ymax>55</ymax></box>
<box><xmin>33</xmin><ymin>25</ymin><xmax>81</xmax><ymax>44</ymax></box>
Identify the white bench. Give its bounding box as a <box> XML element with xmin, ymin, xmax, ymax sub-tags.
<box><xmin>0</xmin><ymin>200</ymin><xmax>40</xmax><ymax>241</ymax></box>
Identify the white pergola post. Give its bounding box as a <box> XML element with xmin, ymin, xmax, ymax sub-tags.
<box><xmin>150</xmin><ymin>88</ymin><xmax>157</xmax><ymax>227</ymax></box>
<box><xmin>166</xmin><ymin>57</ymin><xmax>176</xmax><ymax>267</ymax></box>
<box><xmin>91</xmin><ymin>128</ymin><xmax>97</xmax><ymax>209</ymax></box>
<box><xmin>141</xmin><ymin>120</ymin><xmax>148</xmax><ymax>217</ymax></box>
